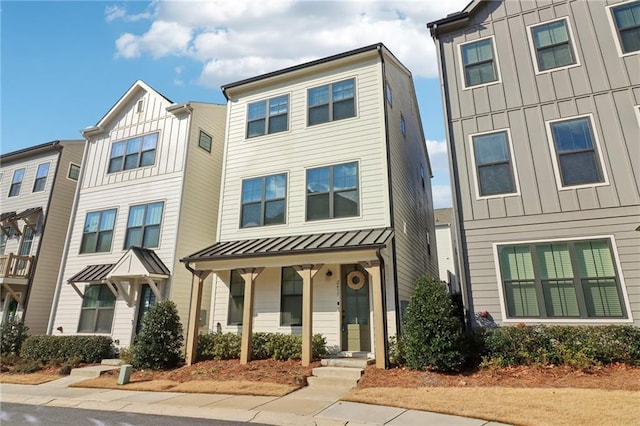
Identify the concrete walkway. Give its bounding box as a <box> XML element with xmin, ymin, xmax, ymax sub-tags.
<box><xmin>0</xmin><ymin>373</ymin><xmax>509</xmax><ymax>426</ymax></box>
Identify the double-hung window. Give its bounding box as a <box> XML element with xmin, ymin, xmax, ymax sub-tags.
<box><xmin>228</xmin><ymin>270</ymin><xmax>244</xmax><ymax>325</ymax></box>
<box><xmin>459</xmin><ymin>37</ymin><xmax>499</xmax><ymax>88</ymax></box>
<box><xmin>471</xmin><ymin>130</ymin><xmax>517</xmax><ymax>197</ymax></box>
<box><xmin>32</xmin><ymin>163</ymin><xmax>50</xmax><ymax>192</ymax></box>
<box><xmin>529</xmin><ymin>18</ymin><xmax>577</xmax><ymax>72</ymax></box>
<box><xmin>306</xmin><ymin>162</ymin><xmax>358</xmax><ymax>220</ymax></box>
<box><xmin>610</xmin><ymin>1</ymin><xmax>640</xmax><ymax>54</ymax></box>
<box><xmin>68</xmin><ymin>163</ymin><xmax>81</xmax><ymax>181</ymax></box>
<box><xmin>547</xmin><ymin>116</ymin><xmax>605</xmax><ymax>187</ymax></box>
<box><xmin>308</xmin><ymin>78</ymin><xmax>356</xmax><ymax>125</ymax></box>
<box><xmin>8</xmin><ymin>168</ymin><xmax>25</xmax><ymax>197</ymax></box>
<box><xmin>240</xmin><ymin>174</ymin><xmax>286</xmax><ymax>228</ymax></box>
<box><xmin>108</xmin><ymin>133</ymin><xmax>158</xmax><ymax>173</ymax></box>
<box><xmin>124</xmin><ymin>202</ymin><xmax>163</xmax><ymax>249</ymax></box>
<box><xmin>78</xmin><ymin>284</ymin><xmax>116</xmax><ymax>333</ymax></box>
<box><xmin>247</xmin><ymin>95</ymin><xmax>289</xmax><ymax>138</ymax></box>
<box><xmin>281</xmin><ymin>267</ymin><xmax>303</xmax><ymax>326</ymax></box>
<box><xmin>498</xmin><ymin>239</ymin><xmax>627</xmax><ymax>319</ymax></box>
<box><xmin>80</xmin><ymin>209</ymin><xmax>117</xmax><ymax>254</ymax></box>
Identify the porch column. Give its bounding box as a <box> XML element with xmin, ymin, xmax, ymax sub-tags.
<box><xmin>239</xmin><ymin>268</ymin><xmax>264</xmax><ymax>364</ymax></box>
<box><xmin>186</xmin><ymin>270</ymin><xmax>211</xmax><ymax>366</ymax></box>
<box><xmin>294</xmin><ymin>264</ymin><xmax>322</xmax><ymax>366</ymax></box>
<box><xmin>362</xmin><ymin>261</ymin><xmax>385</xmax><ymax>369</ymax></box>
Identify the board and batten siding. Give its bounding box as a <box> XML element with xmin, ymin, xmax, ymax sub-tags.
<box><xmin>217</xmin><ymin>57</ymin><xmax>392</xmax><ymax>242</ymax></box>
<box><xmin>172</xmin><ymin>103</ymin><xmax>227</xmax><ymax>333</ymax></box>
<box><xmin>24</xmin><ymin>141</ymin><xmax>84</xmax><ymax>333</ymax></box>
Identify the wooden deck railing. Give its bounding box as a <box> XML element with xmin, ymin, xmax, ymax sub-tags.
<box><xmin>0</xmin><ymin>253</ymin><xmax>34</xmax><ymax>279</ymax></box>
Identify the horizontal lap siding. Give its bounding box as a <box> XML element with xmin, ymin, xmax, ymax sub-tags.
<box><xmin>218</xmin><ymin>59</ymin><xmax>391</xmax><ymax>242</ymax></box>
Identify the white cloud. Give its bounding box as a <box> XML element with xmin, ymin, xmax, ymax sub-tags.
<box><xmin>431</xmin><ymin>184</ymin><xmax>453</xmax><ymax>209</ymax></box>
<box><xmin>426</xmin><ymin>139</ymin><xmax>449</xmax><ymax>171</ymax></box>
<box><xmin>105</xmin><ymin>3</ymin><xmax>155</xmax><ymax>23</ymax></box>
<box><xmin>110</xmin><ymin>0</ymin><xmax>469</xmax><ymax>87</ymax></box>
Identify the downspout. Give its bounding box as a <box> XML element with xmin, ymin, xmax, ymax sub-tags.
<box><xmin>23</xmin><ymin>142</ymin><xmax>62</xmax><ymax>316</ymax></box>
<box><xmin>376</xmin><ymin>248</ymin><xmax>389</xmax><ymax>369</ymax></box>
<box><xmin>376</xmin><ymin>45</ymin><xmax>402</xmax><ymax>340</ymax></box>
<box><xmin>47</xmin><ymin>139</ymin><xmax>90</xmax><ymax>334</ymax></box>
<box><xmin>182</xmin><ymin>259</ymin><xmax>197</xmax><ymax>357</ymax></box>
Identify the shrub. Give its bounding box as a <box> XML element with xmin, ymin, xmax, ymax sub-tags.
<box><xmin>20</xmin><ymin>335</ymin><xmax>114</xmax><ymax>363</ymax></box>
<box><xmin>198</xmin><ymin>333</ymin><xmax>241</xmax><ymax>360</ymax></box>
<box><xmin>117</xmin><ymin>346</ymin><xmax>135</xmax><ymax>365</ymax></box>
<box><xmin>58</xmin><ymin>356</ymin><xmax>82</xmax><ymax>375</ymax></box>
<box><xmin>402</xmin><ymin>275</ymin><xmax>466</xmax><ymax>372</ymax></box>
<box><xmin>131</xmin><ymin>300</ymin><xmax>184</xmax><ymax>370</ymax></box>
<box><xmin>388</xmin><ymin>335</ymin><xmax>406</xmax><ymax>367</ymax></box>
<box><xmin>0</xmin><ymin>320</ymin><xmax>29</xmax><ymax>356</ymax></box>
<box><xmin>312</xmin><ymin>333</ymin><xmax>328</xmax><ymax>359</ymax></box>
<box><xmin>197</xmin><ymin>332</ymin><xmax>327</xmax><ymax>361</ymax></box>
<box><xmin>14</xmin><ymin>362</ymin><xmax>42</xmax><ymax>374</ymax></box>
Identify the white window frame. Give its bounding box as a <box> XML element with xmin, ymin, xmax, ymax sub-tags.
<box><xmin>8</xmin><ymin>168</ymin><xmax>25</xmax><ymax>198</ymax></box>
<box><xmin>457</xmin><ymin>35</ymin><xmax>502</xmax><ymax>90</ymax></box>
<box><xmin>79</xmin><ymin>208</ymin><xmax>118</xmax><ymax>255</ymax></box>
<box><xmin>545</xmin><ymin>114</ymin><xmax>609</xmax><ymax>190</ymax></box>
<box><xmin>527</xmin><ymin>17</ymin><xmax>580</xmax><ymax>75</ymax></box>
<box><xmin>634</xmin><ymin>105</ymin><xmax>640</xmax><ymax>127</ymax></box>
<box><xmin>468</xmin><ymin>128</ymin><xmax>521</xmax><ymax>200</ymax></box>
<box><xmin>124</xmin><ymin>200</ymin><xmax>165</xmax><ymax>250</ymax></box>
<box><xmin>32</xmin><ymin>162</ymin><xmax>51</xmax><ymax>193</ymax></box>
<box><xmin>107</xmin><ymin>132</ymin><xmax>159</xmax><ymax>174</ymax></box>
<box><xmin>239</xmin><ymin>172</ymin><xmax>288</xmax><ymax>228</ymax></box>
<box><xmin>606</xmin><ymin>0</ymin><xmax>640</xmax><ymax>57</ymax></box>
<box><xmin>67</xmin><ymin>163</ymin><xmax>81</xmax><ymax>181</ymax></box>
<box><xmin>493</xmin><ymin>235</ymin><xmax>633</xmax><ymax>324</ymax></box>
<box><xmin>246</xmin><ymin>94</ymin><xmax>290</xmax><ymax>139</ymax></box>
<box><xmin>307</xmin><ymin>77</ymin><xmax>357</xmax><ymax>126</ymax></box>
<box><xmin>305</xmin><ymin>161</ymin><xmax>361</xmax><ymax>221</ymax></box>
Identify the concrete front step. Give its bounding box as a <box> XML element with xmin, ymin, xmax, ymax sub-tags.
<box><xmin>69</xmin><ymin>365</ymin><xmax>119</xmax><ymax>378</ymax></box>
<box><xmin>100</xmin><ymin>358</ymin><xmax>125</xmax><ymax>366</ymax></box>
<box><xmin>312</xmin><ymin>366</ymin><xmax>364</xmax><ymax>381</ymax></box>
<box><xmin>306</xmin><ymin>375</ymin><xmax>360</xmax><ymax>388</ymax></box>
<box><xmin>321</xmin><ymin>357</ymin><xmax>374</xmax><ymax>368</ymax></box>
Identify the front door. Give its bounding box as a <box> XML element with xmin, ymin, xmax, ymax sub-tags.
<box><xmin>135</xmin><ymin>284</ymin><xmax>157</xmax><ymax>334</ymax></box>
<box><xmin>341</xmin><ymin>265</ymin><xmax>371</xmax><ymax>352</ymax></box>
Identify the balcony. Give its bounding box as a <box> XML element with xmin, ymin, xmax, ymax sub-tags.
<box><xmin>0</xmin><ymin>253</ymin><xmax>35</xmax><ymax>282</ymax></box>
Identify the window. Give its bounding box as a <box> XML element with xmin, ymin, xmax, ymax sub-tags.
<box><xmin>419</xmin><ymin>164</ymin><xmax>426</xmax><ymax>191</ymax></box>
<box><xmin>471</xmin><ymin>130</ymin><xmax>517</xmax><ymax>197</ymax></box>
<box><xmin>240</xmin><ymin>174</ymin><xmax>286</xmax><ymax>228</ymax></box>
<box><xmin>247</xmin><ymin>95</ymin><xmax>289</xmax><ymax>138</ymax></box>
<box><xmin>8</xmin><ymin>168</ymin><xmax>25</xmax><ymax>197</ymax></box>
<box><xmin>19</xmin><ymin>227</ymin><xmax>34</xmax><ymax>256</ymax></box>
<box><xmin>124</xmin><ymin>202</ymin><xmax>163</xmax><ymax>249</ymax></box>
<box><xmin>80</xmin><ymin>209</ymin><xmax>116</xmax><ymax>254</ymax></box>
<box><xmin>459</xmin><ymin>37</ymin><xmax>499</xmax><ymax>88</ymax></box>
<box><xmin>0</xmin><ymin>228</ymin><xmax>9</xmax><ymax>254</ymax></box>
<box><xmin>108</xmin><ymin>133</ymin><xmax>158</xmax><ymax>173</ymax></box>
<box><xmin>529</xmin><ymin>18</ymin><xmax>577</xmax><ymax>72</ymax></box>
<box><xmin>77</xmin><ymin>284</ymin><xmax>115</xmax><ymax>333</ymax></box>
<box><xmin>228</xmin><ymin>270</ymin><xmax>244</xmax><ymax>325</ymax></box>
<box><xmin>427</xmin><ymin>231</ymin><xmax>431</xmax><ymax>257</ymax></box>
<box><xmin>498</xmin><ymin>239</ymin><xmax>627</xmax><ymax>319</ymax></box>
<box><xmin>306</xmin><ymin>162</ymin><xmax>359</xmax><ymax>220</ymax></box>
<box><xmin>281</xmin><ymin>267</ymin><xmax>303</xmax><ymax>326</ymax></box>
<box><xmin>32</xmin><ymin>163</ymin><xmax>50</xmax><ymax>192</ymax></box>
<box><xmin>547</xmin><ymin>116</ymin><xmax>605</xmax><ymax>187</ymax></box>
<box><xmin>400</xmin><ymin>115</ymin><xmax>406</xmax><ymax>137</ymax></box>
<box><xmin>199</xmin><ymin>130</ymin><xmax>212</xmax><ymax>152</ymax></box>
<box><xmin>385</xmin><ymin>82</ymin><xmax>392</xmax><ymax>106</ymax></box>
<box><xmin>68</xmin><ymin>163</ymin><xmax>80</xmax><ymax>181</ymax></box>
<box><xmin>610</xmin><ymin>1</ymin><xmax>640</xmax><ymax>54</ymax></box>
<box><xmin>308</xmin><ymin>78</ymin><xmax>356</xmax><ymax>125</ymax></box>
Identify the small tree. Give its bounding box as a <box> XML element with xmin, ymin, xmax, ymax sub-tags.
<box><xmin>403</xmin><ymin>275</ymin><xmax>465</xmax><ymax>372</ymax></box>
<box><xmin>0</xmin><ymin>319</ymin><xmax>29</xmax><ymax>356</ymax></box>
<box><xmin>131</xmin><ymin>300</ymin><xmax>183</xmax><ymax>370</ymax></box>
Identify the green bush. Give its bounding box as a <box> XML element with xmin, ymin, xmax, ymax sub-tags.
<box><xmin>312</xmin><ymin>333</ymin><xmax>328</xmax><ymax>359</ymax></box>
<box><xmin>483</xmin><ymin>325</ymin><xmax>640</xmax><ymax>368</ymax></box>
<box><xmin>388</xmin><ymin>335</ymin><xmax>406</xmax><ymax>367</ymax></box>
<box><xmin>14</xmin><ymin>362</ymin><xmax>42</xmax><ymax>374</ymax></box>
<box><xmin>198</xmin><ymin>333</ymin><xmax>241</xmax><ymax>360</ymax></box>
<box><xmin>1</xmin><ymin>320</ymin><xmax>29</xmax><ymax>356</ymax></box>
<box><xmin>402</xmin><ymin>275</ymin><xmax>466</xmax><ymax>372</ymax></box>
<box><xmin>197</xmin><ymin>332</ymin><xmax>327</xmax><ymax>361</ymax></box>
<box><xmin>20</xmin><ymin>335</ymin><xmax>114</xmax><ymax>363</ymax></box>
<box><xmin>131</xmin><ymin>300</ymin><xmax>184</xmax><ymax>370</ymax></box>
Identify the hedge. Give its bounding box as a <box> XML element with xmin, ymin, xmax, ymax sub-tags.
<box><xmin>20</xmin><ymin>335</ymin><xmax>114</xmax><ymax>363</ymax></box>
<box><xmin>198</xmin><ymin>332</ymin><xmax>328</xmax><ymax>361</ymax></box>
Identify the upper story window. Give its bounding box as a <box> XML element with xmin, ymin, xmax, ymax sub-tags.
<box><xmin>459</xmin><ymin>36</ymin><xmax>499</xmax><ymax>88</ymax></box>
<box><xmin>247</xmin><ymin>95</ymin><xmax>289</xmax><ymax>138</ymax></box>
<box><xmin>32</xmin><ymin>163</ymin><xmax>50</xmax><ymax>192</ymax></box>
<box><xmin>80</xmin><ymin>209</ymin><xmax>117</xmax><ymax>254</ymax></box>
<box><xmin>306</xmin><ymin>162</ymin><xmax>358</xmax><ymax>221</ymax></box>
<box><xmin>124</xmin><ymin>202</ymin><xmax>163</xmax><ymax>249</ymax></box>
<box><xmin>385</xmin><ymin>82</ymin><xmax>392</xmax><ymax>106</ymax></box>
<box><xmin>281</xmin><ymin>267</ymin><xmax>302</xmax><ymax>326</ymax></box>
<box><xmin>199</xmin><ymin>131</ymin><xmax>212</xmax><ymax>152</ymax></box>
<box><xmin>108</xmin><ymin>133</ymin><xmax>158</xmax><ymax>173</ymax></box>
<box><xmin>529</xmin><ymin>18</ymin><xmax>578</xmax><ymax>73</ymax></box>
<box><xmin>547</xmin><ymin>116</ymin><xmax>605</xmax><ymax>188</ymax></box>
<box><xmin>0</xmin><ymin>228</ymin><xmax>8</xmax><ymax>254</ymax></box>
<box><xmin>241</xmin><ymin>173</ymin><xmax>287</xmax><ymax>228</ymax></box>
<box><xmin>471</xmin><ymin>130</ymin><xmax>518</xmax><ymax>198</ymax></box>
<box><xmin>497</xmin><ymin>238</ymin><xmax>627</xmax><ymax>319</ymax></box>
<box><xmin>400</xmin><ymin>115</ymin><xmax>406</xmax><ymax>138</ymax></box>
<box><xmin>308</xmin><ymin>78</ymin><xmax>356</xmax><ymax>126</ymax></box>
<box><xmin>228</xmin><ymin>270</ymin><xmax>244</xmax><ymax>325</ymax></box>
<box><xmin>609</xmin><ymin>1</ymin><xmax>640</xmax><ymax>55</ymax></box>
<box><xmin>8</xmin><ymin>168</ymin><xmax>25</xmax><ymax>197</ymax></box>
<box><xmin>419</xmin><ymin>164</ymin><xmax>425</xmax><ymax>191</ymax></box>
<box><xmin>68</xmin><ymin>163</ymin><xmax>81</xmax><ymax>181</ymax></box>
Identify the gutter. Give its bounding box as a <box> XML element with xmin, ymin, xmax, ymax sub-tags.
<box><xmin>376</xmin><ymin>248</ymin><xmax>390</xmax><ymax>368</ymax></box>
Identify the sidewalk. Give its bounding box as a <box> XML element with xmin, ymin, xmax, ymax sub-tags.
<box><xmin>0</xmin><ymin>374</ymin><xmax>509</xmax><ymax>426</ymax></box>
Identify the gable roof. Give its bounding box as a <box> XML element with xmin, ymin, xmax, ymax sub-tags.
<box><xmin>67</xmin><ymin>247</ymin><xmax>170</xmax><ymax>283</ymax></box>
<box><xmin>426</xmin><ymin>0</ymin><xmax>483</xmax><ymax>37</ymax></box>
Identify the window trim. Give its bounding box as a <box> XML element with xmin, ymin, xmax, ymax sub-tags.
<box><xmin>32</xmin><ymin>162</ymin><xmax>51</xmax><ymax>193</ymax></box>
<box><xmin>79</xmin><ymin>208</ymin><xmax>118</xmax><ymax>255</ymax></box>
<box><xmin>123</xmin><ymin>201</ymin><xmax>164</xmax><ymax>250</ymax></box>
<box><xmin>400</xmin><ymin>115</ymin><xmax>406</xmax><ymax>138</ymax></box>
<box><xmin>8</xmin><ymin>168</ymin><xmax>25</xmax><ymax>198</ymax></box>
<box><xmin>77</xmin><ymin>284</ymin><xmax>116</xmax><ymax>334</ymax></box>
<box><xmin>385</xmin><ymin>82</ymin><xmax>393</xmax><ymax>106</ymax></box>
<box><xmin>305</xmin><ymin>161</ymin><xmax>361</xmax><ymax>222</ymax></box>
<box><xmin>67</xmin><ymin>163</ymin><xmax>81</xmax><ymax>181</ymax></box>
<box><xmin>246</xmin><ymin>94</ymin><xmax>290</xmax><ymax>139</ymax></box>
<box><xmin>606</xmin><ymin>0</ymin><xmax>640</xmax><ymax>57</ymax></box>
<box><xmin>198</xmin><ymin>130</ymin><xmax>213</xmax><ymax>153</ymax></box>
<box><xmin>635</xmin><ymin>105</ymin><xmax>640</xmax><ymax>127</ymax></box>
<box><xmin>307</xmin><ymin>77</ymin><xmax>357</xmax><ymax>126</ymax></box>
<box><xmin>493</xmin><ymin>235</ymin><xmax>633</xmax><ymax>324</ymax></box>
<box><xmin>239</xmin><ymin>172</ymin><xmax>288</xmax><ymax>228</ymax></box>
<box><xmin>468</xmin><ymin>128</ymin><xmax>521</xmax><ymax>200</ymax></box>
<box><xmin>457</xmin><ymin>35</ymin><xmax>502</xmax><ymax>90</ymax></box>
<box><xmin>527</xmin><ymin>17</ymin><xmax>580</xmax><ymax>75</ymax></box>
<box><xmin>545</xmin><ymin>114</ymin><xmax>609</xmax><ymax>190</ymax></box>
<box><xmin>107</xmin><ymin>132</ymin><xmax>159</xmax><ymax>174</ymax></box>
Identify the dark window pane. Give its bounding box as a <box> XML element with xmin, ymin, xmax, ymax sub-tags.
<box><xmin>583</xmin><ymin>278</ymin><xmax>624</xmax><ymax>317</ymax></box>
<box><xmin>268</xmin><ymin>114</ymin><xmax>287</xmax><ymax>133</ymax></box>
<box><xmin>126</xmin><ymin>228</ymin><xmax>142</xmax><ymax>248</ymax></box>
<box><xmin>80</xmin><ymin>233</ymin><xmax>97</xmax><ymax>254</ymax></box>
<box><xmin>334</xmin><ymin>190</ymin><xmax>358</xmax><ymax>217</ymax></box>
<box><xmin>559</xmin><ymin>151</ymin><xmax>601</xmax><ymax>185</ymax></box>
<box><xmin>620</xmin><ymin>28</ymin><xmax>640</xmax><ymax>52</ymax></box>
<box><xmin>140</xmin><ymin>150</ymin><xmax>155</xmax><ymax>167</ymax></box>
<box><xmin>142</xmin><ymin>225</ymin><xmax>160</xmax><ymax>248</ymax></box>
<box><xmin>96</xmin><ymin>309</ymin><xmax>114</xmax><ymax>333</ymax></box>
<box><xmin>247</xmin><ymin>119</ymin><xmax>265</xmax><ymax>137</ymax></box>
<box><xmin>78</xmin><ymin>311</ymin><xmax>95</xmax><ymax>332</ymax></box>
<box><xmin>309</xmin><ymin>105</ymin><xmax>329</xmax><ymax>125</ymax></box>
<box><xmin>108</xmin><ymin>158</ymin><xmax>122</xmax><ymax>173</ymax></box>
<box><xmin>264</xmin><ymin>200</ymin><xmax>285</xmax><ymax>225</ymax></box>
<box><xmin>505</xmin><ymin>281</ymin><xmax>539</xmax><ymax>317</ymax></box>
<box><xmin>474</xmin><ymin>132</ymin><xmax>509</xmax><ymax>164</ymax></box>
<box><xmin>333</xmin><ymin>99</ymin><xmax>355</xmax><ymax>120</ymax></box>
<box><xmin>97</xmin><ymin>231</ymin><xmax>113</xmax><ymax>252</ymax></box>
<box><xmin>281</xmin><ymin>296</ymin><xmax>302</xmax><ymax>326</ymax></box>
<box><xmin>542</xmin><ymin>279</ymin><xmax>580</xmax><ymax>317</ymax></box>
<box><xmin>124</xmin><ymin>153</ymin><xmax>139</xmax><ymax>170</ymax></box>
<box><xmin>307</xmin><ymin>193</ymin><xmax>330</xmax><ymax>220</ymax></box>
<box><xmin>241</xmin><ymin>203</ymin><xmax>261</xmax><ymax>227</ymax></box>
<box><xmin>478</xmin><ymin>163</ymin><xmax>514</xmax><ymax>195</ymax></box>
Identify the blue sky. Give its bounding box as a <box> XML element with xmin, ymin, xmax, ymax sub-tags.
<box><xmin>1</xmin><ymin>0</ymin><xmax>468</xmax><ymax>207</ymax></box>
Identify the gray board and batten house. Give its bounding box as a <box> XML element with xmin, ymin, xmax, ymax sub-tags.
<box><xmin>428</xmin><ymin>0</ymin><xmax>639</xmax><ymax>327</ymax></box>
